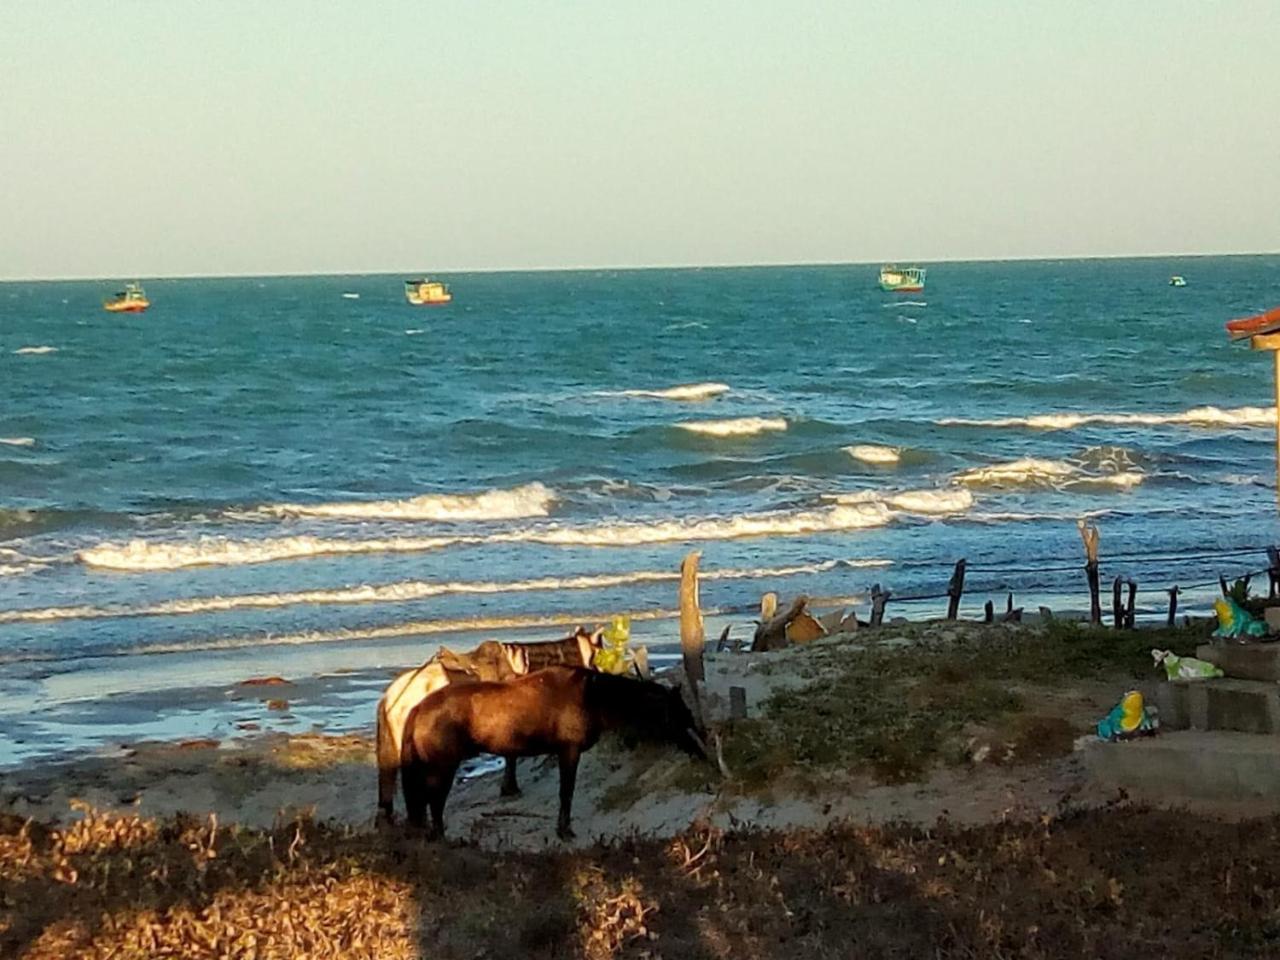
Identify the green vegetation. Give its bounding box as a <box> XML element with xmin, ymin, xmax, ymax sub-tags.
<box><xmin>717</xmin><ymin>621</ymin><xmax>1210</xmax><ymax>789</ymax></box>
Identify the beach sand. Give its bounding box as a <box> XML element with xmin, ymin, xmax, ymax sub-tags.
<box><xmin>0</xmin><ymin>621</ymin><xmax>1199</xmax><ymax>849</ymax></box>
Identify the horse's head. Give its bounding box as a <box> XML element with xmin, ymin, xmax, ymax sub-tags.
<box><xmin>653</xmin><ymin>681</ymin><xmax>710</xmax><ymax>761</ymax></box>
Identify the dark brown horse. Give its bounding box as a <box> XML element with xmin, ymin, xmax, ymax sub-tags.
<box><xmin>400</xmin><ymin>666</ymin><xmax>707</xmax><ymax>840</ymax></box>
<box><xmin>376</xmin><ymin>629</ymin><xmax>605</xmax><ymax>823</ymax></box>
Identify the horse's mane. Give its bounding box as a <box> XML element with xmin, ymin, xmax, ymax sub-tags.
<box><xmin>582</xmin><ymin>671</ymin><xmax>690</xmax><ymax>741</ymax></box>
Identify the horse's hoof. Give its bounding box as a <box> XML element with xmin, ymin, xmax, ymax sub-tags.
<box><xmin>375</xmin><ymin>810</ymin><xmax>396</xmax><ymax>830</ymax></box>
<box><xmin>499</xmin><ymin>786</ymin><xmax>522</xmax><ymax>799</ymax></box>
<box><xmin>556</xmin><ymin>826</ymin><xmax>577</xmax><ymax>842</ymax></box>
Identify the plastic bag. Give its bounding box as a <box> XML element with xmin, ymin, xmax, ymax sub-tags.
<box><xmin>1096</xmin><ymin>690</ymin><xmax>1160</xmax><ymax>742</ymax></box>
<box><xmin>1152</xmin><ymin>649</ymin><xmax>1224</xmax><ymax>680</ymax></box>
<box><xmin>592</xmin><ymin>615</ymin><xmax>633</xmax><ymax>675</ymax></box>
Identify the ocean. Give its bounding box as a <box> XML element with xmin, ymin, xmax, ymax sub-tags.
<box><xmin>3</xmin><ymin>257</ymin><xmax>1280</xmax><ymax>764</ymax></box>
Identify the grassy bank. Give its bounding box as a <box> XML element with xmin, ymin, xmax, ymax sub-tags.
<box><xmin>4</xmin><ymin>803</ymin><xmax>1278</xmax><ymax>959</ymax></box>
<box><xmin>707</xmin><ymin>621</ymin><xmax>1208</xmax><ymax>789</ymax></box>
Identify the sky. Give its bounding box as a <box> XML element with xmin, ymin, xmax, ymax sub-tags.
<box><xmin>2</xmin><ymin>1</ymin><xmax>1278</xmax><ymax>279</ymax></box>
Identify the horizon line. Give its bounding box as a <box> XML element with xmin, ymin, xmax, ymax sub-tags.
<box><xmin>4</xmin><ymin>248</ymin><xmax>1278</xmax><ymax>284</ymax></box>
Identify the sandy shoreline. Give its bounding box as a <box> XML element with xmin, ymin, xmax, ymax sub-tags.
<box><xmin>0</xmin><ymin>622</ymin><xmax>1152</xmax><ymax>850</ymax></box>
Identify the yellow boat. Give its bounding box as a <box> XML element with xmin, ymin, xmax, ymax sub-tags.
<box><xmin>103</xmin><ymin>283</ymin><xmax>150</xmax><ymax>313</ymax></box>
<box><xmin>404</xmin><ymin>279</ymin><xmax>452</xmax><ymax>306</ymax></box>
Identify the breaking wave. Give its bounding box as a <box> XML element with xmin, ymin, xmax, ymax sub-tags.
<box><xmin>678</xmin><ymin>417</ymin><xmax>787</xmax><ymax>437</ymax></box>
<box><xmin>937</xmin><ymin>405</ymin><xmax>1273</xmax><ymax>430</ymax></box>
<box><xmin>77</xmin><ymin>534</ymin><xmax>463</xmax><ymax>571</ymax></box>
<box><xmin>0</xmin><ymin>559</ymin><xmax>891</xmax><ymax>624</ymax></box>
<box><xmin>844</xmin><ymin>444</ymin><xmax>901</xmax><ymax>466</ymax></box>
<box><xmin>831</xmin><ymin>488</ymin><xmax>974</xmax><ymax>515</ymax></box>
<box><xmin>955</xmin><ymin>457</ymin><xmax>1144</xmax><ymax>491</ymax></box>
<box><xmin>13</xmin><ymin>345</ymin><xmax>57</xmax><ymax>355</ymax></box>
<box><xmin>615</xmin><ymin>382</ymin><xmax>731</xmax><ymax>401</ymax></box>
<box><xmin>251</xmin><ymin>481</ymin><xmax>555</xmax><ymax>522</ymax></box>
<box><xmin>0</xmin><ymin>438</ymin><xmax>35</xmax><ymax>447</ymax></box>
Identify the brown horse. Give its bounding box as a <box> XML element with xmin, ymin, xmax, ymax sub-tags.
<box><xmin>375</xmin><ymin>629</ymin><xmax>604</xmax><ymax>822</ymax></box>
<box><xmin>400</xmin><ymin>666</ymin><xmax>707</xmax><ymax>840</ymax></box>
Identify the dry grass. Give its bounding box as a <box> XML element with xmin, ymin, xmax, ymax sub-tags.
<box><xmin>703</xmin><ymin>621</ymin><xmax>1210</xmax><ymax>790</ymax></box>
<box><xmin>4</xmin><ymin>803</ymin><xmax>1280</xmax><ymax>958</ymax></box>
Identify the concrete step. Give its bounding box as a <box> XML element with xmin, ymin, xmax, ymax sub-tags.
<box><xmin>1197</xmin><ymin>642</ymin><xmax>1280</xmax><ymax>682</ymax></box>
<box><xmin>1086</xmin><ymin>730</ymin><xmax>1280</xmax><ymax>805</ymax></box>
<box><xmin>1155</xmin><ymin>677</ymin><xmax>1280</xmax><ymax>734</ymax></box>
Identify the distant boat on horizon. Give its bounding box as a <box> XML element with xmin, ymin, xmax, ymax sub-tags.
<box><xmin>878</xmin><ymin>265</ymin><xmax>926</xmax><ymax>293</ymax></box>
<box><xmin>103</xmin><ymin>282</ymin><xmax>149</xmax><ymax>313</ymax></box>
<box><xmin>341</xmin><ymin>292</ymin><xmax>360</xmax><ymax>299</ymax></box>
<box><xmin>404</xmin><ymin>278</ymin><xmax>452</xmax><ymax>306</ymax></box>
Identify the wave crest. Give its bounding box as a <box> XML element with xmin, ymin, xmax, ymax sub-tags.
<box><xmin>844</xmin><ymin>444</ymin><xmax>901</xmax><ymax>465</ymax></box>
<box><xmin>254</xmin><ymin>482</ymin><xmax>555</xmax><ymax>522</ymax></box>
<box><xmin>678</xmin><ymin>417</ymin><xmax>787</xmax><ymax>437</ymax></box>
<box><xmin>938</xmin><ymin>405</ymin><xmax>1273</xmax><ymax>430</ymax></box>
<box><xmin>617</xmin><ymin>382</ymin><xmax>730</xmax><ymax>401</ymax></box>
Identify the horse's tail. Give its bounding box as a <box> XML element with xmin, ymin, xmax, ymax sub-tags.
<box><xmin>375</xmin><ymin>697</ymin><xmax>399</xmax><ymax>822</ymax></box>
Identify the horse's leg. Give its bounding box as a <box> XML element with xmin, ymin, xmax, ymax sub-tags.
<box><xmin>375</xmin><ymin>705</ymin><xmax>399</xmax><ymax>825</ymax></box>
<box><xmin>556</xmin><ymin>747</ymin><xmax>581</xmax><ymax>841</ymax></box>
<box><xmin>499</xmin><ymin>756</ymin><xmax>521</xmax><ymax>797</ymax></box>
<box><xmin>401</xmin><ymin>760</ymin><xmax>428</xmax><ymax>831</ymax></box>
<box><xmin>424</xmin><ymin>762</ymin><xmax>458</xmax><ymax>841</ymax></box>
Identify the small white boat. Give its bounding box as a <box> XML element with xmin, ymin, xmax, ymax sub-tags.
<box><xmin>1169</xmin><ymin>276</ymin><xmax>1187</xmax><ymax>287</ymax></box>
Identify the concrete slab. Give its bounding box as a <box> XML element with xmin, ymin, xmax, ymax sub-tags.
<box><xmin>1197</xmin><ymin>642</ymin><xmax>1280</xmax><ymax>682</ymax></box>
<box><xmin>1156</xmin><ymin>678</ymin><xmax>1280</xmax><ymax>734</ymax></box>
<box><xmin>1086</xmin><ymin>730</ymin><xmax>1280</xmax><ymax>804</ymax></box>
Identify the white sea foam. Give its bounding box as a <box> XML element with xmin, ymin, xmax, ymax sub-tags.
<box><xmin>405</xmin><ymin>328</ymin><xmax>425</xmax><ymax>335</ymax></box>
<box><xmin>0</xmin><ymin>437</ymin><xmax>35</xmax><ymax>447</ymax></box>
<box><xmin>678</xmin><ymin>417</ymin><xmax>787</xmax><ymax>437</ymax></box>
<box><xmin>617</xmin><ymin>382</ymin><xmax>731</xmax><ymax>401</ymax></box>
<box><xmin>955</xmin><ymin>458</ymin><xmax>1144</xmax><ymax>491</ymax></box>
<box><xmin>938</xmin><ymin>405</ymin><xmax>1274</xmax><ymax>430</ymax></box>
<box><xmin>831</xmin><ymin>487</ymin><xmax>974</xmax><ymax>516</ymax></box>
<box><xmin>255</xmin><ymin>482</ymin><xmax>555</xmax><ymax>522</ymax></box>
<box><xmin>0</xmin><ymin>559</ymin><xmax>892</xmax><ymax>624</ymax></box>
<box><xmin>13</xmin><ymin>346</ymin><xmax>57</xmax><ymax>355</ymax></box>
<box><xmin>844</xmin><ymin>444</ymin><xmax>901</xmax><ymax>465</ymax></box>
<box><xmin>77</xmin><ymin>534</ymin><xmax>463</xmax><ymax>571</ymax></box>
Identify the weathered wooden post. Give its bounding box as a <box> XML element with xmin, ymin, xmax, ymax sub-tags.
<box><xmin>1003</xmin><ymin>592</ymin><xmax>1022</xmax><ymax>623</ymax></box>
<box><xmin>1125</xmin><ymin>579</ymin><xmax>1137</xmax><ymax>629</ymax></box>
<box><xmin>1268</xmin><ymin>547</ymin><xmax>1280</xmax><ymax>599</ymax></box>
<box><xmin>1112</xmin><ymin>576</ymin><xmax>1124</xmax><ymax>629</ymax></box>
<box><xmin>1078</xmin><ymin>520</ymin><xmax>1101</xmax><ymax>624</ymax></box>
<box><xmin>679</xmin><ymin>550</ymin><xmax>707</xmax><ymax>731</ymax></box>
<box><xmin>984</xmin><ymin>600</ymin><xmax>994</xmax><ymax>623</ymax></box>
<box><xmin>946</xmin><ymin>559</ymin><xmax>967</xmax><ymax>620</ymax></box>
<box><xmin>1167</xmin><ymin>585</ymin><xmax>1180</xmax><ymax>627</ymax></box>
<box><xmin>870</xmin><ymin>584</ymin><xmax>890</xmax><ymax>626</ymax></box>
<box><xmin>1219</xmin><ymin>574</ymin><xmax>1230</xmax><ymax>598</ymax></box>
<box><xmin>729</xmin><ymin>686</ymin><xmax>747</xmax><ymax>721</ymax></box>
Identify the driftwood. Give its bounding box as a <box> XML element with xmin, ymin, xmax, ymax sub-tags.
<box><xmin>751</xmin><ymin>595</ymin><xmax>810</xmax><ymax>652</ymax></box>
<box><xmin>787</xmin><ymin>609</ymin><xmax>826</xmax><ymax>644</ymax></box>
<box><xmin>946</xmin><ymin>559</ymin><xmax>967</xmax><ymax>620</ymax></box>
<box><xmin>838</xmin><ymin>611</ymin><xmax>860</xmax><ymax>633</ymax></box>
<box><xmin>714</xmin><ymin>625</ymin><xmax>733</xmax><ymax>653</ymax></box>
<box><xmin>1003</xmin><ymin>592</ymin><xmax>1022</xmax><ymax>623</ymax></box>
<box><xmin>1167</xmin><ymin>586</ymin><xmax>1180</xmax><ymax>627</ymax></box>
<box><xmin>870</xmin><ymin>584</ymin><xmax>891</xmax><ymax>626</ymax></box>
<box><xmin>679</xmin><ymin>551</ymin><xmax>706</xmax><ymax>684</ymax></box>
<box><xmin>817</xmin><ymin>608</ymin><xmax>847</xmax><ymax>635</ymax></box>
<box><xmin>1079</xmin><ymin>520</ymin><xmax>1102</xmax><ymax>625</ymax></box>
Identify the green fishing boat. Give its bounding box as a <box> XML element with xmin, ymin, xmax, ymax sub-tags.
<box><xmin>878</xmin><ymin>265</ymin><xmax>926</xmax><ymax>293</ymax></box>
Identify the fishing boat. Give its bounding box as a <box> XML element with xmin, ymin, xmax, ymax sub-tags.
<box><xmin>103</xmin><ymin>283</ymin><xmax>149</xmax><ymax>313</ymax></box>
<box><xmin>878</xmin><ymin>265</ymin><xmax>926</xmax><ymax>293</ymax></box>
<box><xmin>404</xmin><ymin>279</ymin><xmax>452</xmax><ymax>306</ymax></box>
<box><xmin>1169</xmin><ymin>275</ymin><xmax>1187</xmax><ymax>287</ymax></box>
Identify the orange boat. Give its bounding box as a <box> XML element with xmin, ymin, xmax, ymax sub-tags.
<box><xmin>103</xmin><ymin>283</ymin><xmax>149</xmax><ymax>313</ymax></box>
<box><xmin>1226</xmin><ymin>305</ymin><xmax>1280</xmax><ymax>340</ymax></box>
<box><xmin>404</xmin><ymin>279</ymin><xmax>452</xmax><ymax>306</ymax></box>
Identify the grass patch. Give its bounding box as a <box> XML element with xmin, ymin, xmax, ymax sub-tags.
<box><xmin>719</xmin><ymin>621</ymin><xmax>1210</xmax><ymax>788</ymax></box>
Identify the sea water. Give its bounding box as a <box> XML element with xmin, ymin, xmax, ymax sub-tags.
<box><xmin>3</xmin><ymin>258</ymin><xmax>1280</xmax><ymax>761</ymax></box>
